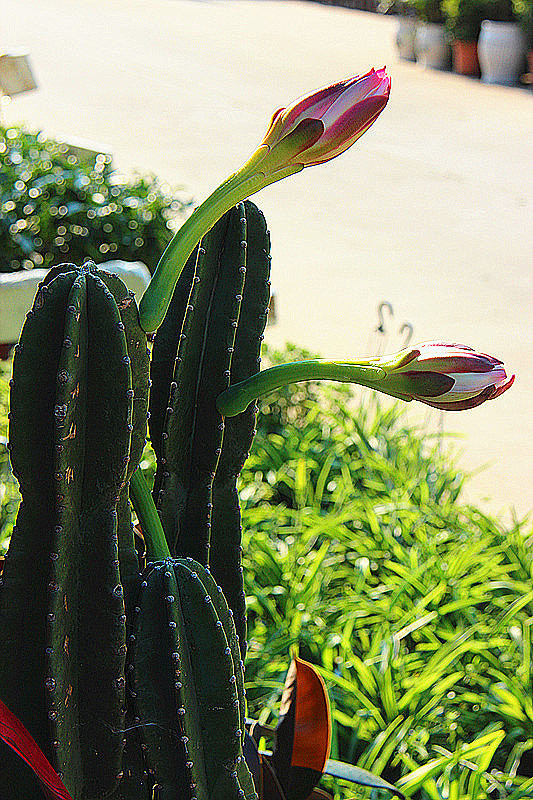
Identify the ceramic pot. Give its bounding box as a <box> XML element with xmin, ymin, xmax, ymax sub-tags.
<box><xmin>452</xmin><ymin>39</ymin><xmax>480</xmax><ymax>75</ymax></box>
<box><xmin>396</xmin><ymin>17</ymin><xmax>418</xmax><ymax>61</ymax></box>
<box><xmin>478</xmin><ymin>21</ymin><xmax>526</xmax><ymax>84</ymax></box>
<box><xmin>414</xmin><ymin>23</ymin><xmax>451</xmax><ymax>69</ymax></box>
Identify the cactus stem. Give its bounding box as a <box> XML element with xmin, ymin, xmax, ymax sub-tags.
<box><xmin>217</xmin><ymin>360</ymin><xmax>386</xmax><ymax>416</ymax></box>
<box><xmin>130</xmin><ymin>469</ymin><xmax>171</xmax><ymax>561</ymax></box>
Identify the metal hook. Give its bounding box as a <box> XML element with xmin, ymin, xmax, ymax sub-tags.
<box><xmin>399</xmin><ymin>322</ymin><xmax>414</xmax><ymax>348</ymax></box>
<box><xmin>376</xmin><ymin>301</ymin><xmax>393</xmax><ymax>334</ymax></box>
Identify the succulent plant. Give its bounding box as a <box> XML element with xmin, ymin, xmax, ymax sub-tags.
<box><xmin>0</xmin><ymin>202</ymin><xmax>271</xmax><ymax>799</ymax></box>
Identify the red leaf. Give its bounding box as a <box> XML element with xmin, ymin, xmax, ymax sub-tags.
<box><xmin>271</xmin><ymin>658</ymin><xmax>332</xmax><ymax>800</ymax></box>
<box><xmin>0</xmin><ymin>697</ymin><xmax>73</xmax><ymax>800</ymax></box>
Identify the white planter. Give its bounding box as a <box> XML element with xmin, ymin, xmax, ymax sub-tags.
<box><xmin>0</xmin><ymin>262</ymin><xmax>150</xmax><ymax>348</ymax></box>
<box><xmin>414</xmin><ymin>23</ymin><xmax>451</xmax><ymax>69</ymax></box>
<box><xmin>396</xmin><ymin>17</ymin><xmax>418</xmax><ymax>61</ymax></box>
<box><xmin>478</xmin><ymin>21</ymin><xmax>526</xmax><ymax>85</ymax></box>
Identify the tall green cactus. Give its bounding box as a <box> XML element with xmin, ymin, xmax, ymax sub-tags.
<box><xmin>151</xmin><ymin>203</ymin><xmax>248</xmax><ymax>563</ymax></box>
<box><xmin>0</xmin><ymin>65</ymin><xmax>410</xmax><ymax>799</ymax></box>
<box><xmin>0</xmin><ymin>201</ymin><xmax>406</xmax><ymax>800</ymax></box>
<box><xmin>0</xmin><ymin>262</ymin><xmax>149</xmax><ymax>799</ymax></box>
<box><xmin>209</xmin><ymin>202</ymin><xmax>271</xmax><ymax>659</ymax></box>
<box><xmin>149</xmin><ymin>200</ymin><xmax>271</xmax><ymax>653</ymax></box>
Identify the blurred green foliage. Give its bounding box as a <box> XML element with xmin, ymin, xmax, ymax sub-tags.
<box><xmin>1</xmin><ymin>344</ymin><xmax>532</xmax><ymax>798</ymax></box>
<box><xmin>443</xmin><ymin>0</ymin><xmax>488</xmax><ymax>39</ymax></box>
<box><xmin>240</xmin><ymin>345</ymin><xmax>533</xmax><ymax>798</ymax></box>
<box><xmin>0</xmin><ymin>125</ymin><xmax>191</xmax><ymax>274</ymax></box>
<box><xmin>0</xmin><ymin>360</ymin><xmax>19</xmax><ymax>550</ymax></box>
<box><xmin>401</xmin><ymin>0</ymin><xmax>526</xmax><ymax>25</ymax></box>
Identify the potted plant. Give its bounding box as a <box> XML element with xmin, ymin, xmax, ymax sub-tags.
<box><xmin>444</xmin><ymin>0</ymin><xmax>485</xmax><ymax>74</ymax></box>
<box><xmin>518</xmin><ymin>0</ymin><xmax>533</xmax><ymax>75</ymax></box>
<box><xmin>392</xmin><ymin>0</ymin><xmax>419</xmax><ymax>61</ymax></box>
<box><xmin>478</xmin><ymin>0</ymin><xmax>527</xmax><ymax>83</ymax></box>
<box><xmin>413</xmin><ymin>0</ymin><xmax>452</xmax><ymax>68</ymax></box>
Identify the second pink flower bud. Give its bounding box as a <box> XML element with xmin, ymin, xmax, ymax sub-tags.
<box><xmin>381</xmin><ymin>341</ymin><xmax>514</xmax><ymax>410</ymax></box>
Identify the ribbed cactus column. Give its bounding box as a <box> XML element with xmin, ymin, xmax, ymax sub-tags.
<box><xmin>149</xmin><ymin>201</ymin><xmax>271</xmax><ymax>657</ymax></box>
<box><xmin>132</xmin><ymin>558</ymin><xmax>257</xmax><ymax>800</ymax></box>
<box><xmin>150</xmin><ymin>204</ymin><xmax>248</xmax><ymax>563</ymax></box>
<box><xmin>0</xmin><ymin>263</ymin><xmax>149</xmax><ymax>800</ymax></box>
<box><xmin>209</xmin><ymin>201</ymin><xmax>272</xmax><ymax>659</ymax></box>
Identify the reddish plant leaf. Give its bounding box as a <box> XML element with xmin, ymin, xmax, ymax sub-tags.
<box><xmin>271</xmin><ymin>658</ymin><xmax>332</xmax><ymax>800</ymax></box>
<box><xmin>0</xmin><ymin>697</ymin><xmax>73</xmax><ymax>800</ymax></box>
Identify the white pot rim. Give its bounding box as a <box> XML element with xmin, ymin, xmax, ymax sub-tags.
<box><xmin>480</xmin><ymin>19</ymin><xmax>520</xmax><ymax>28</ymax></box>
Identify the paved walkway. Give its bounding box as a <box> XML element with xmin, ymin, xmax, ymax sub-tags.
<box><xmin>3</xmin><ymin>0</ymin><xmax>532</xmax><ymax>517</ymax></box>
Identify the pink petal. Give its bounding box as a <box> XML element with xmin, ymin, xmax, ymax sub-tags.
<box><xmin>303</xmin><ymin>95</ymin><xmax>389</xmax><ymax>165</ymax></box>
<box><xmin>489</xmin><ymin>373</ymin><xmax>515</xmax><ymax>398</ymax></box>
<box><xmin>324</xmin><ymin>69</ymin><xmax>390</xmax><ymax>121</ymax></box>
<box><xmin>281</xmin><ymin>79</ymin><xmax>350</xmax><ymax>128</ymax></box>
<box><xmin>418</xmin><ymin>385</ymin><xmax>496</xmax><ymax>411</ymax></box>
<box><xmin>410</xmin><ymin>354</ymin><xmax>501</xmax><ymax>374</ymax></box>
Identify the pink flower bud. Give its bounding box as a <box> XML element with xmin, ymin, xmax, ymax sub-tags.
<box><xmin>383</xmin><ymin>341</ymin><xmax>514</xmax><ymax>410</ymax></box>
<box><xmin>260</xmin><ymin>68</ymin><xmax>391</xmax><ymax>169</ymax></box>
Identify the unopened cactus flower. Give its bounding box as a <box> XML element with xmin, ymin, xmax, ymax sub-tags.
<box><xmin>258</xmin><ymin>67</ymin><xmax>391</xmax><ymax>171</ymax></box>
<box><xmin>377</xmin><ymin>341</ymin><xmax>515</xmax><ymax>410</ymax></box>
<box><xmin>139</xmin><ymin>68</ymin><xmax>391</xmax><ymax>332</ymax></box>
<box><xmin>217</xmin><ymin>341</ymin><xmax>514</xmax><ymax>417</ymax></box>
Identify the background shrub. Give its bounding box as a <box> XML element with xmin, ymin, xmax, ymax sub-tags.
<box><xmin>0</xmin><ymin>125</ymin><xmax>191</xmax><ymax>273</ymax></box>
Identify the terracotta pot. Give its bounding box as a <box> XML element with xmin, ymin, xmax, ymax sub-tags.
<box><xmin>478</xmin><ymin>21</ymin><xmax>527</xmax><ymax>85</ymax></box>
<box><xmin>452</xmin><ymin>39</ymin><xmax>480</xmax><ymax>75</ymax></box>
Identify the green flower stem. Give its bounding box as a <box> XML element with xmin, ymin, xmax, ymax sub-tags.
<box><xmin>130</xmin><ymin>468</ymin><xmax>170</xmax><ymax>561</ymax></box>
<box><xmin>216</xmin><ymin>360</ymin><xmax>386</xmax><ymax>417</ymax></box>
<box><xmin>139</xmin><ymin>158</ymin><xmax>303</xmax><ymax>333</ymax></box>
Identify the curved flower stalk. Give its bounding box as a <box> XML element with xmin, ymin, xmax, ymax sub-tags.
<box><xmin>217</xmin><ymin>341</ymin><xmax>514</xmax><ymax>417</ymax></box>
<box><xmin>139</xmin><ymin>68</ymin><xmax>391</xmax><ymax>332</ymax></box>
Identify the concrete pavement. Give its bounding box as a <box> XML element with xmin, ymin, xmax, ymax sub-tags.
<box><xmin>2</xmin><ymin>0</ymin><xmax>532</xmax><ymax>517</ymax></box>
